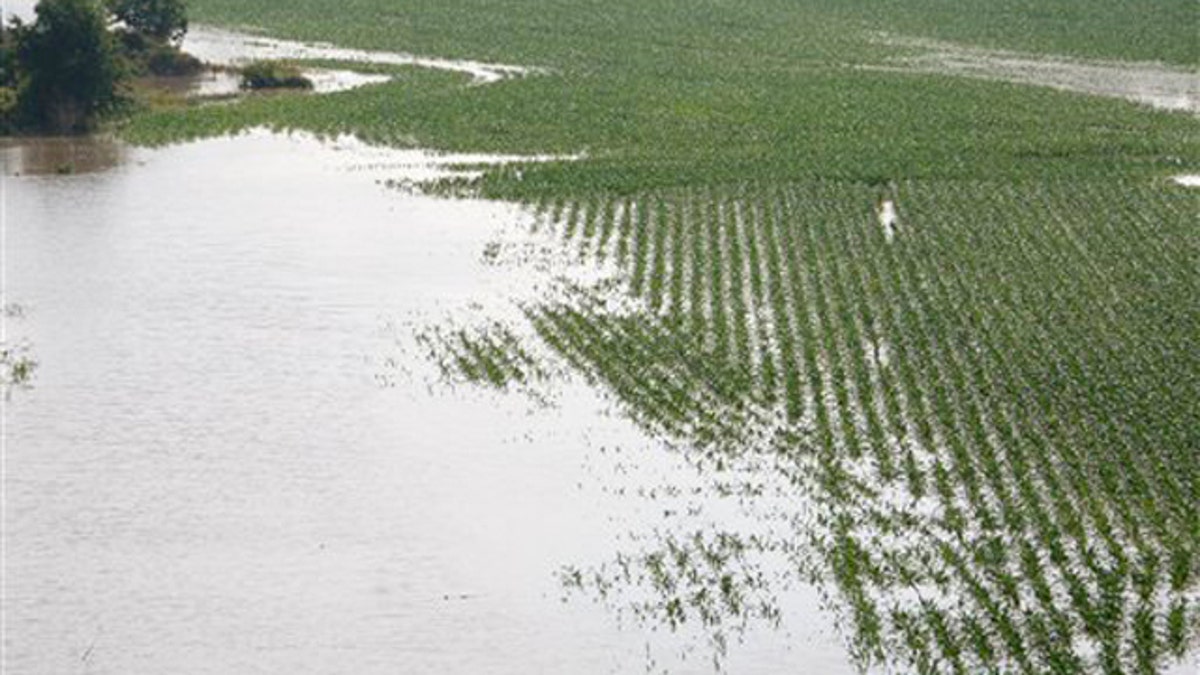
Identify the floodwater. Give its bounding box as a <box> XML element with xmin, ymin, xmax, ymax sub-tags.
<box><xmin>870</xmin><ymin>34</ymin><xmax>1200</xmax><ymax>114</ymax></box>
<box><xmin>1</xmin><ymin>1</ymin><xmax>523</xmax><ymax>93</ymax></box>
<box><xmin>184</xmin><ymin>26</ymin><xmax>540</xmax><ymax>86</ymax></box>
<box><xmin>1</xmin><ymin>130</ymin><xmax>853</xmax><ymax>673</ymax></box>
<box><xmin>0</xmin><ymin>135</ymin><xmax>127</xmax><ymax>176</ymax></box>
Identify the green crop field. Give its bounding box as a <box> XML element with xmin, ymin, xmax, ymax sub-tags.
<box><xmin>128</xmin><ymin>1</ymin><xmax>1199</xmax><ymax>672</ymax></box>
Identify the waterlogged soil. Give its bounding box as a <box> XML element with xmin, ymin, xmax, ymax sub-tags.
<box><xmin>2</xmin><ymin>130</ymin><xmax>854</xmax><ymax>674</ymax></box>
<box><xmin>871</xmin><ymin>34</ymin><xmax>1200</xmax><ymax>114</ymax></box>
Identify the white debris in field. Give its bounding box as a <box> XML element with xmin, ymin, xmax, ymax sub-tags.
<box><xmin>878</xmin><ymin>199</ymin><xmax>898</xmax><ymax>242</ymax></box>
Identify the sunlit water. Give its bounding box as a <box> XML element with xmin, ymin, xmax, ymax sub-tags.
<box><xmin>1</xmin><ymin>131</ymin><xmax>853</xmax><ymax>674</ymax></box>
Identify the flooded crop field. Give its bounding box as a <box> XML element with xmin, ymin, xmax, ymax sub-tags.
<box><xmin>2</xmin><ymin>131</ymin><xmax>855</xmax><ymax>673</ymax></box>
<box><xmin>3</xmin><ymin>0</ymin><xmax>1198</xmax><ymax>673</ymax></box>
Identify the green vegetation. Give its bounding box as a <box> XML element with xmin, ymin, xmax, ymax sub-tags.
<box><xmin>419</xmin><ymin>322</ymin><xmax>544</xmax><ymax>390</ymax></box>
<box><xmin>121</xmin><ymin>0</ymin><xmax>1199</xmax><ymax>671</ymax></box>
<box><xmin>238</xmin><ymin>60</ymin><xmax>313</xmax><ymax>90</ymax></box>
<box><xmin>1</xmin><ymin>305</ymin><xmax>37</xmax><ymax>393</ymax></box>
<box><xmin>126</xmin><ymin>0</ymin><xmax>1197</xmax><ymax>189</ymax></box>
<box><xmin>184</xmin><ymin>0</ymin><xmax>1196</xmax><ymax>67</ymax></box>
<box><xmin>1</xmin><ymin>0</ymin><xmax>202</xmax><ymax>132</ymax></box>
<box><xmin>0</xmin><ymin>342</ymin><xmax>36</xmax><ymax>389</ymax></box>
<box><xmin>108</xmin><ymin>0</ymin><xmax>201</xmax><ymax>76</ymax></box>
<box><xmin>107</xmin><ymin>0</ymin><xmax>189</xmax><ymax>44</ymax></box>
<box><xmin>530</xmin><ymin>177</ymin><xmax>1199</xmax><ymax>673</ymax></box>
<box><xmin>3</xmin><ymin>0</ymin><xmax>122</xmax><ymax>133</ymax></box>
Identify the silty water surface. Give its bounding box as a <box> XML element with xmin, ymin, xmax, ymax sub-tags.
<box><xmin>2</xmin><ymin>129</ymin><xmax>853</xmax><ymax>673</ymax></box>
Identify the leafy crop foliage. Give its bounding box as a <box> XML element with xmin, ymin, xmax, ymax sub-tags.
<box><xmin>135</xmin><ymin>0</ymin><xmax>1197</xmax><ymax>671</ymax></box>
<box><xmin>519</xmin><ymin>178</ymin><xmax>1199</xmax><ymax>673</ymax></box>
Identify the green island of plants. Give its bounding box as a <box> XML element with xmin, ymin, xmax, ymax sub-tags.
<box><xmin>114</xmin><ymin>0</ymin><xmax>1200</xmax><ymax>672</ymax></box>
<box><xmin>238</xmin><ymin>60</ymin><xmax>313</xmax><ymax>91</ymax></box>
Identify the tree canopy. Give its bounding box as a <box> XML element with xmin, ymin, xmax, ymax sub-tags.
<box><xmin>107</xmin><ymin>0</ymin><xmax>188</xmax><ymax>44</ymax></box>
<box><xmin>15</xmin><ymin>0</ymin><xmax>121</xmax><ymax>132</ymax></box>
<box><xmin>1</xmin><ymin>0</ymin><xmax>199</xmax><ymax>132</ymax></box>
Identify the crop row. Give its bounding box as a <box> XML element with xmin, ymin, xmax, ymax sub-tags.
<box><xmin>515</xmin><ymin>177</ymin><xmax>1198</xmax><ymax>673</ymax></box>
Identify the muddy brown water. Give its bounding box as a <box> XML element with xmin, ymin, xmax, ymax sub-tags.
<box><xmin>4</xmin><ymin>2</ymin><xmax>1196</xmax><ymax>670</ymax></box>
<box><xmin>1</xmin><ymin>135</ymin><xmax>127</xmax><ymax>176</ymax></box>
<box><xmin>1</xmin><ymin>130</ymin><xmax>855</xmax><ymax>673</ymax></box>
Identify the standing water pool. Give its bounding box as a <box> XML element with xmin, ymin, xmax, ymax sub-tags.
<box><xmin>1</xmin><ymin>131</ymin><xmax>852</xmax><ymax>674</ymax></box>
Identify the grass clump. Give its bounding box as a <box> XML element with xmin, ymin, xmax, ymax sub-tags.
<box><xmin>239</xmin><ymin>60</ymin><xmax>313</xmax><ymax>91</ymax></box>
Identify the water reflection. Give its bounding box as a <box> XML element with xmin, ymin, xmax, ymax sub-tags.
<box><xmin>141</xmin><ymin>69</ymin><xmax>245</xmax><ymax>98</ymax></box>
<box><xmin>0</xmin><ymin>135</ymin><xmax>126</xmax><ymax>176</ymax></box>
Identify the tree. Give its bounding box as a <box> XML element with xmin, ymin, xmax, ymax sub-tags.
<box><xmin>0</xmin><ymin>18</ymin><xmax>26</xmax><ymax>88</ymax></box>
<box><xmin>17</xmin><ymin>0</ymin><xmax>122</xmax><ymax>132</ymax></box>
<box><xmin>0</xmin><ymin>19</ymin><xmax>28</xmax><ymax>131</ymax></box>
<box><xmin>107</xmin><ymin>0</ymin><xmax>188</xmax><ymax>44</ymax></box>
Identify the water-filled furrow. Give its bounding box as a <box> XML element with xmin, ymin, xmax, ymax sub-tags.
<box><xmin>979</xmin><ymin>191</ymin><xmax>1150</xmax><ymax>549</ymax></box>
<box><xmin>854</xmin><ymin>190</ymin><xmax>993</xmax><ymax>537</ymax></box>
<box><xmin>816</xmin><ymin>186</ymin><xmax>902</xmax><ymax>481</ymax></box>
<box><xmin>835</xmin><ymin>190</ymin><xmax>926</xmax><ymax>494</ymax></box>
<box><xmin>616</xmin><ymin>198</ymin><xmax>636</xmax><ymax>269</ymax></box>
<box><xmin>577</xmin><ymin>195</ymin><xmax>602</xmax><ymax>262</ymax></box>
<box><xmin>742</xmin><ymin>195</ymin><xmax>782</xmax><ymax>408</ymax></box>
<box><xmin>804</xmin><ymin>186</ymin><xmax>883</xmax><ymax>468</ymax></box>
<box><xmin>630</xmin><ymin>197</ymin><xmax>653</xmax><ymax>299</ymax></box>
<box><xmin>684</xmin><ymin>192</ymin><xmax>708</xmax><ymax>342</ymax></box>
<box><xmin>885</xmin><ymin>214</ymin><xmax>1006</xmax><ymax>532</ymax></box>
<box><xmin>908</xmin><ymin>184</ymin><xmax>1163</xmax><ymax>653</ymax></box>
<box><xmin>760</xmin><ymin>188</ymin><xmax>809</xmax><ymax>424</ymax></box>
<box><xmin>545</xmin><ymin>196</ymin><xmax>567</xmax><ymax>238</ymax></box>
<box><xmin>646</xmin><ymin>197</ymin><xmax>670</xmax><ymax>314</ymax></box>
<box><xmin>594</xmin><ymin>198</ymin><xmax>619</xmax><ymax>264</ymax></box>
<box><xmin>1029</xmin><ymin>183</ymin><xmax>1190</xmax><ymax>539</ymax></box>
<box><xmin>778</xmin><ymin>187</ymin><xmax>844</xmax><ymax>460</ymax></box>
<box><xmin>791</xmin><ymin>190</ymin><xmax>862</xmax><ymax>460</ymax></box>
<box><xmin>701</xmin><ymin>190</ymin><xmax>727</xmax><ymax>356</ymax></box>
<box><xmin>724</xmin><ymin>192</ymin><xmax>755</xmax><ymax>375</ymax></box>
<box><xmin>885</xmin><ymin>186</ymin><xmax>1105</xmax><ymax>663</ymax></box>
<box><xmin>839</xmin><ymin>193</ymin><xmax>933</xmax><ymax>503</ymax></box>
<box><xmin>666</xmin><ymin>196</ymin><xmax>687</xmax><ymax>319</ymax></box>
<box><xmin>879</xmin><ymin>189</ymin><xmax>1025</xmax><ymax>534</ymax></box>
<box><xmin>912</xmin><ymin>185</ymin><xmax>1113</xmax><ymax>549</ymax></box>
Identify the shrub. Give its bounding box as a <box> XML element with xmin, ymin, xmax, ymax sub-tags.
<box><xmin>143</xmin><ymin>40</ymin><xmax>202</xmax><ymax>75</ymax></box>
<box><xmin>239</xmin><ymin>60</ymin><xmax>313</xmax><ymax>91</ymax></box>
<box><xmin>0</xmin><ymin>86</ymin><xmax>17</xmax><ymax>132</ymax></box>
<box><xmin>112</xmin><ymin>17</ymin><xmax>201</xmax><ymax>77</ymax></box>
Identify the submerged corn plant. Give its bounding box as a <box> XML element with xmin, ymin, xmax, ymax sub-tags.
<box><xmin>133</xmin><ymin>1</ymin><xmax>1199</xmax><ymax>670</ymax></box>
<box><xmin>461</xmin><ymin>176</ymin><xmax>1199</xmax><ymax>674</ymax></box>
<box><xmin>1</xmin><ymin>304</ymin><xmax>37</xmax><ymax>396</ymax></box>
